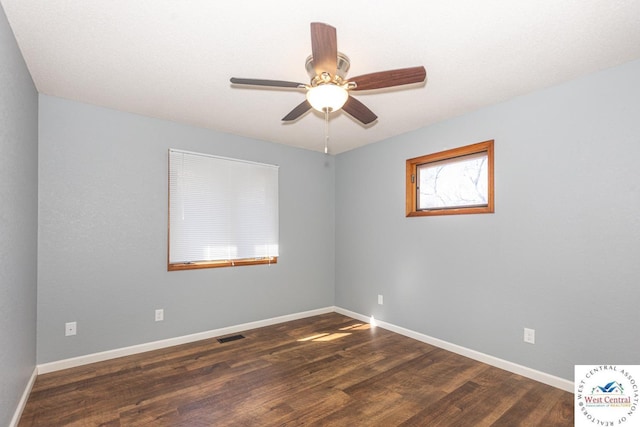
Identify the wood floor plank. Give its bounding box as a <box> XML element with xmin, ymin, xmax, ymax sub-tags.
<box><xmin>19</xmin><ymin>312</ymin><xmax>574</xmax><ymax>426</ymax></box>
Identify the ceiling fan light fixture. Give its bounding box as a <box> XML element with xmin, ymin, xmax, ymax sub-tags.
<box><xmin>306</xmin><ymin>84</ymin><xmax>348</xmax><ymax>112</ymax></box>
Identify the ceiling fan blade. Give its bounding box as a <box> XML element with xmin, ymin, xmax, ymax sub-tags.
<box><xmin>350</xmin><ymin>66</ymin><xmax>426</xmax><ymax>91</ymax></box>
<box><xmin>230</xmin><ymin>78</ymin><xmax>305</xmax><ymax>88</ymax></box>
<box><xmin>310</xmin><ymin>22</ymin><xmax>337</xmax><ymax>76</ymax></box>
<box><xmin>342</xmin><ymin>96</ymin><xmax>377</xmax><ymax>125</ymax></box>
<box><xmin>282</xmin><ymin>100</ymin><xmax>312</xmax><ymax>121</ymax></box>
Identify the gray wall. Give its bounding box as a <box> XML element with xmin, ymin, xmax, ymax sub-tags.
<box><xmin>37</xmin><ymin>95</ymin><xmax>335</xmax><ymax>363</ymax></box>
<box><xmin>335</xmin><ymin>59</ymin><xmax>640</xmax><ymax>381</ymax></box>
<box><xmin>0</xmin><ymin>5</ymin><xmax>38</xmax><ymax>426</ymax></box>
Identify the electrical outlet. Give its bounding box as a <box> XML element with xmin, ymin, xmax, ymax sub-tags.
<box><xmin>378</xmin><ymin>294</ymin><xmax>383</xmax><ymax>305</ymax></box>
<box><xmin>524</xmin><ymin>327</ymin><xmax>535</xmax><ymax>344</ymax></box>
<box><xmin>65</xmin><ymin>321</ymin><xmax>77</xmax><ymax>336</ymax></box>
<box><xmin>155</xmin><ymin>309</ymin><xmax>164</xmax><ymax>322</ymax></box>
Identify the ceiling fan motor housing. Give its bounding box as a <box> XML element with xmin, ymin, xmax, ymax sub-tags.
<box><xmin>306</xmin><ymin>52</ymin><xmax>351</xmax><ymax>84</ymax></box>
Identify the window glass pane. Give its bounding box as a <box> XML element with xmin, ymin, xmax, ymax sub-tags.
<box><xmin>417</xmin><ymin>152</ymin><xmax>488</xmax><ymax>210</ymax></box>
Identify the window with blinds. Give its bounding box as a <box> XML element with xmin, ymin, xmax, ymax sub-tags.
<box><xmin>168</xmin><ymin>149</ymin><xmax>279</xmax><ymax>270</ymax></box>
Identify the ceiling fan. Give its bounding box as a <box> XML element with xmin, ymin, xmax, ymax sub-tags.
<box><xmin>230</xmin><ymin>22</ymin><xmax>427</xmax><ymax>126</ymax></box>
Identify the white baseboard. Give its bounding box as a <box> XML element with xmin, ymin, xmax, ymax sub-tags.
<box><xmin>37</xmin><ymin>306</ymin><xmax>334</xmax><ymax>374</ymax></box>
<box><xmin>333</xmin><ymin>306</ymin><xmax>574</xmax><ymax>393</ymax></box>
<box><xmin>9</xmin><ymin>367</ymin><xmax>38</xmax><ymax>427</ymax></box>
<box><xmin>35</xmin><ymin>305</ymin><xmax>573</xmax><ymax>393</ymax></box>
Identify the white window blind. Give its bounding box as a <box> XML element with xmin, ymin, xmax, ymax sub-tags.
<box><xmin>168</xmin><ymin>149</ymin><xmax>279</xmax><ymax>265</ymax></box>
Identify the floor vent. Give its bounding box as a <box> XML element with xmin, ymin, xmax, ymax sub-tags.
<box><xmin>217</xmin><ymin>334</ymin><xmax>245</xmax><ymax>344</ymax></box>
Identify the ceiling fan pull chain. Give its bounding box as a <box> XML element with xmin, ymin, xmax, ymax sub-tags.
<box><xmin>324</xmin><ymin>108</ymin><xmax>330</xmax><ymax>154</ymax></box>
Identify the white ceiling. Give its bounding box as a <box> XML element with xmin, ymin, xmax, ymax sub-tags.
<box><xmin>3</xmin><ymin>1</ymin><xmax>640</xmax><ymax>154</ymax></box>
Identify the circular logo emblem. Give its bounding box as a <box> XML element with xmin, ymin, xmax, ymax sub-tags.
<box><xmin>575</xmin><ymin>365</ymin><xmax>638</xmax><ymax>426</ymax></box>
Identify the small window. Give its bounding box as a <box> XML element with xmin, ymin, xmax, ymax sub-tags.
<box><xmin>406</xmin><ymin>140</ymin><xmax>494</xmax><ymax>217</ymax></box>
<box><xmin>168</xmin><ymin>149</ymin><xmax>279</xmax><ymax>270</ymax></box>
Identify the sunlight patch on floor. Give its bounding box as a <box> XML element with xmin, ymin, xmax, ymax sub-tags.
<box><xmin>297</xmin><ymin>333</ymin><xmax>331</xmax><ymax>342</ymax></box>
<box><xmin>297</xmin><ymin>332</ymin><xmax>351</xmax><ymax>342</ymax></box>
<box><xmin>297</xmin><ymin>322</ymin><xmax>373</xmax><ymax>343</ymax></box>
<box><xmin>312</xmin><ymin>333</ymin><xmax>351</xmax><ymax>342</ymax></box>
<box><xmin>339</xmin><ymin>323</ymin><xmax>370</xmax><ymax>331</ymax></box>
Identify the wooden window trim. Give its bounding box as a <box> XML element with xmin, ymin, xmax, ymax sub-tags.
<box><xmin>167</xmin><ymin>257</ymin><xmax>278</xmax><ymax>271</ymax></box>
<box><xmin>406</xmin><ymin>140</ymin><xmax>494</xmax><ymax>217</ymax></box>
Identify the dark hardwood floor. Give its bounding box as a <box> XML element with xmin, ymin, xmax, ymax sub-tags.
<box><xmin>19</xmin><ymin>312</ymin><xmax>573</xmax><ymax>426</ymax></box>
